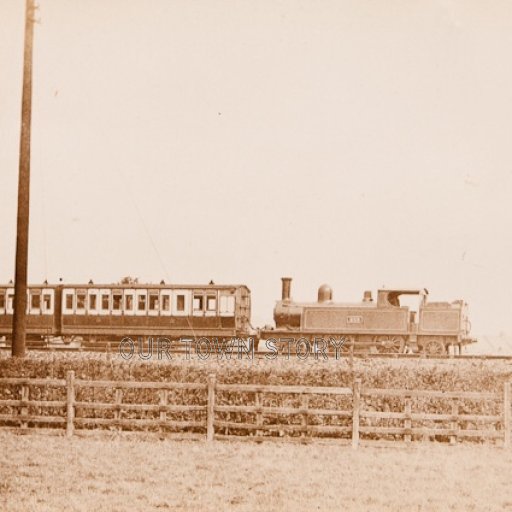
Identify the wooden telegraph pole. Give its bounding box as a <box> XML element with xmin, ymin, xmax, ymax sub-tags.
<box><xmin>12</xmin><ymin>0</ymin><xmax>36</xmax><ymax>358</ymax></box>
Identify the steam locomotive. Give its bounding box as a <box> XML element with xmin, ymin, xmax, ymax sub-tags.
<box><xmin>260</xmin><ymin>278</ymin><xmax>476</xmax><ymax>355</ymax></box>
<box><xmin>0</xmin><ymin>277</ymin><xmax>476</xmax><ymax>355</ymax></box>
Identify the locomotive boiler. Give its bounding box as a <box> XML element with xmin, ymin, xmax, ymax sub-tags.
<box><xmin>260</xmin><ymin>277</ymin><xmax>476</xmax><ymax>355</ymax></box>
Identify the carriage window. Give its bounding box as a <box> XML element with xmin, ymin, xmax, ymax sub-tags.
<box><xmin>125</xmin><ymin>295</ymin><xmax>133</xmax><ymax>311</ymax></box>
<box><xmin>193</xmin><ymin>295</ymin><xmax>204</xmax><ymax>311</ymax></box>
<box><xmin>138</xmin><ymin>294</ymin><xmax>147</xmax><ymax>311</ymax></box>
<box><xmin>66</xmin><ymin>294</ymin><xmax>74</xmax><ymax>309</ymax></box>
<box><xmin>101</xmin><ymin>294</ymin><xmax>110</xmax><ymax>309</ymax></box>
<box><xmin>177</xmin><ymin>295</ymin><xmax>185</xmax><ymax>312</ymax></box>
<box><xmin>149</xmin><ymin>293</ymin><xmax>159</xmax><ymax>311</ymax></box>
<box><xmin>76</xmin><ymin>292</ymin><xmax>86</xmax><ymax>310</ymax></box>
<box><xmin>43</xmin><ymin>294</ymin><xmax>52</xmax><ymax>310</ymax></box>
<box><xmin>161</xmin><ymin>295</ymin><xmax>170</xmax><ymax>311</ymax></box>
<box><xmin>113</xmin><ymin>294</ymin><xmax>122</xmax><ymax>310</ymax></box>
<box><xmin>30</xmin><ymin>292</ymin><xmax>41</xmax><ymax>309</ymax></box>
<box><xmin>89</xmin><ymin>295</ymin><xmax>97</xmax><ymax>310</ymax></box>
<box><xmin>207</xmin><ymin>295</ymin><xmax>217</xmax><ymax>311</ymax></box>
<box><xmin>0</xmin><ymin>293</ymin><xmax>5</xmax><ymax>310</ymax></box>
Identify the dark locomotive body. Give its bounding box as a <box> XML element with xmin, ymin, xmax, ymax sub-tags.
<box><xmin>0</xmin><ymin>283</ymin><xmax>252</xmax><ymax>347</ymax></box>
<box><xmin>260</xmin><ymin>278</ymin><xmax>476</xmax><ymax>355</ymax></box>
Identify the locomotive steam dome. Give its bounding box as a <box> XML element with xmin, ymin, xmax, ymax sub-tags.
<box><xmin>317</xmin><ymin>284</ymin><xmax>333</xmax><ymax>303</ymax></box>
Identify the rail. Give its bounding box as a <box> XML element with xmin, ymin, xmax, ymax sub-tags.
<box><xmin>2</xmin><ymin>344</ymin><xmax>512</xmax><ymax>361</ymax></box>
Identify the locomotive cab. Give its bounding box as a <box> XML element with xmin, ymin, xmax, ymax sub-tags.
<box><xmin>376</xmin><ymin>288</ymin><xmax>427</xmax><ymax>308</ymax></box>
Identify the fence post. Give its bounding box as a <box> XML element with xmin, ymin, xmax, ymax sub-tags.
<box><xmin>20</xmin><ymin>384</ymin><xmax>29</xmax><ymax>429</ymax></box>
<box><xmin>114</xmin><ymin>388</ymin><xmax>123</xmax><ymax>432</ymax></box>
<box><xmin>207</xmin><ymin>373</ymin><xmax>216</xmax><ymax>442</ymax></box>
<box><xmin>66</xmin><ymin>370</ymin><xmax>75</xmax><ymax>437</ymax></box>
<box><xmin>450</xmin><ymin>402</ymin><xmax>458</xmax><ymax>445</ymax></box>
<box><xmin>504</xmin><ymin>382</ymin><xmax>511</xmax><ymax>449</ymax></box>
<box><xmin>255</xmin><ymin>391</ymin><xmax>262</xmax><ymax>438</ymax></box>
<box><xmin>404</xmin><ymin>397</ymin><xmax>412</xmax><ymax>443</ymax></box>
<box><xmin>159</xmin><ymin>389</ymin><xmax>168</xmax><ymax>434</ymax></box>
<box><xmin>352</xmin><ymin>378</ymin><xmax>361</xmax><ymax>449</ymax></box>
<box><xmin>301</xmin><ymin>394</ymin><xmax>309</xmax><ymax>439</ymax></box>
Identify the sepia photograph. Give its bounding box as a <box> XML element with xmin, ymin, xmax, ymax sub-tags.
<box><xmin>1</xmin><ymin>1</ymin><xmax>512</xmax><ymax>510</ymax></box>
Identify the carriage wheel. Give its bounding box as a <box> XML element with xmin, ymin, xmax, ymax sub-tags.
<box><xmin>375</xmin><ymin>335</ymin><xmax>405</xmax><ymax>354</ymax></box>
<box><xmin>421</xmin><ymin>338</ymin><xmax>446</xmax><ymax>356</ymax></box>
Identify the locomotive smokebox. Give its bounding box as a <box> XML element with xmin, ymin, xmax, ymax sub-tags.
<box><xmin>281</xmin><ymin>277</ymin><xmax>292</xmax><ymax>301</ymax></box>
<box><xmin>318</xmin><ymin>284</ymin><xmax>333</xmax><ymax>303</ymax></box>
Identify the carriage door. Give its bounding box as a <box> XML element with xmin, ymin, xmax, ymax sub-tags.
<box><xmin>42</xmin><ymin>289</ymin><xmax>55</xmax><ymax>315</ymax></box>
<box><xmin>0</xmin><ymin>289</ymin><xmax>6</xmax><ymax>316</ymax></box>
<box><xmin>6</xmin><ymin>288</ymin><xmax>15</xmax><ymax>315</ymax></box>
<box><xmin>172</xmin><ymin>290</ymin><xmax>191</xmax><ymax>316</ymax></box>
<box><xmin>160</xmin><ymin>290</ymin><xmax>172</xmax><ymax>317</ymax></box>
<box><xmin>148</xmin><ymin>290</ymin><xmax>160</xmax><ymax>317</ymax></box>
<box><xmin>88</xmin><ymin>289</ymin><xmax>99</xmax><ymax>315</ymax></box>
<box><xmin>205</xmin><ymin>292</ymin><xmax>218</xmax><ymax>317</ymax></box>
<box><xmin>29</xmin><ymin>288</ymin><xmax>42</xmax><ymax>315</ymax></box>
<box><xmin>75</xmin><ymin>289</ymin><xmax>87</xmax><ymax>316</ymax></box>
<box><xmin>99</xmin><ymin>289</ymin><xmax>111</xmax><ymax>316</ymax></box>
<box><xmin>111</xmin><ymin>289</ymin><xmax>123</xmax><ymax>317</ymax></box>
<box><xmin>219</xmin><ymin>292</ymin><xmax>235</xmax><ymax>317</ymax></box>
<box><xmin>135</xmin><ymin>289</ymin><xmax>147</xmax><ymax>316</ymax></box>
<box><xmin>63</xmin><ymin>288</ymin><xmax>76</xmax><ymax>315</ymax></box>
<box><xmin>124</xmin><ymin>289</ymin><xmax>135</xmax><ymax>316</ymax></box>
<box><xmin>192</xmin><ymin>292</ymin><xmax>205</xmax><ymax>317</ymax></box>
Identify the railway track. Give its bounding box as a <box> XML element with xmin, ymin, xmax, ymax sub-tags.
<box><xmin>1</xmin><ymin>344</ymin><xmax>512</xmax><ymax>361</ymax></box>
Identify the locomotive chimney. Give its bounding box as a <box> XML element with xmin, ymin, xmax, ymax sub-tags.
<box><xmin>281</xmin><ymin>277</ymin><xmax>292</xmax><ymax>301</ymax></box>
<box><xmin>363</xmin><ymin>290</ymin><xmax>373</xmax><ymax>302</ymax></box>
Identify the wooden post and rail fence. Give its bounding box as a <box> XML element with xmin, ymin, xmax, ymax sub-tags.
<box><xmin>0</xmin><ymin>372</ymin><xmax>510</xmax><ymax>448</ymax></box>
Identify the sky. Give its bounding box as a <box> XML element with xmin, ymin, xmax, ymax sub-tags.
<box><xmin>1</xmin><ymin>0</ymin><xmax>512</xmax><ymax>343</ymax></box>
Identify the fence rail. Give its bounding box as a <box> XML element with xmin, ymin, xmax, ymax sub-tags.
<box><xmin>0</xmin><ymin>372</ymin><xmax>510</xmax><ymax>448</ymax></box>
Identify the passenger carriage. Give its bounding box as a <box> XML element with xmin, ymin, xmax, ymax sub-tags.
<box><xmin>0</xmin><ymin>283</ymin><xmax>252</xmax><ymax>347</ymax></box>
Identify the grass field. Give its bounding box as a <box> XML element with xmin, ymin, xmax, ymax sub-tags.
<box><xmin>1</xmin><ymin>433</ymin><xmax>512</xmax><ymax>512</ymax></box>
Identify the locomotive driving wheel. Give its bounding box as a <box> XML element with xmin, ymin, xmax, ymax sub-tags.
<box><xmin>374</xmin><ymin>335</ymin><xmax>405</xmax><ymax>354</ymax></box>
<box><xmin>420</xmin><ymin>337</ymin><xmax>446</xmax><ymax>356</ymax></box>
